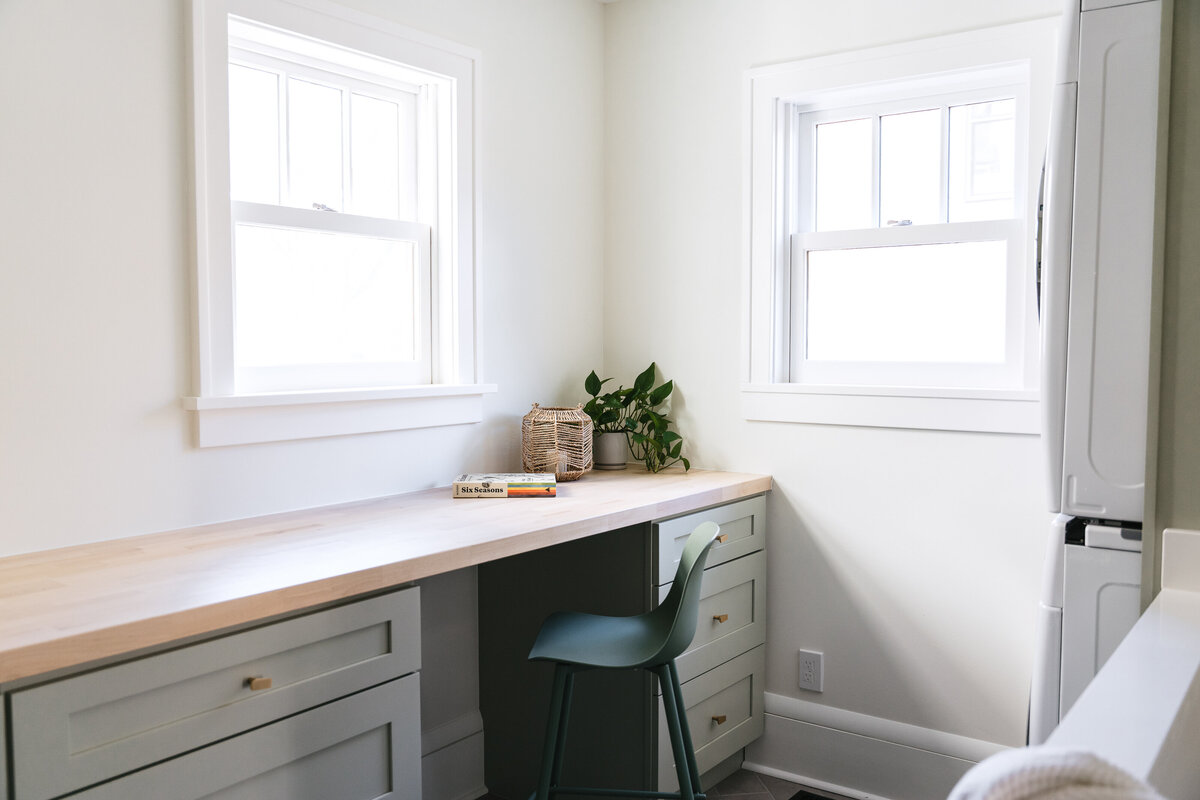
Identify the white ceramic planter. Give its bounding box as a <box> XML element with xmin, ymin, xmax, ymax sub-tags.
<box><xmin>593</xmin><ymin>431</ymin><xmax>628</xmax><ymax>470</ymax></box>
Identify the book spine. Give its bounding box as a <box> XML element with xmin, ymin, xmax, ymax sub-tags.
<box><xmin>452</xmin><ymin>481</ymin><xmax>557</xmax><ymax>498</ymax></box>
<box><xmin>453</xmin><ymin>482</ymin><xmax>508</xmax><ymax>498</ymax></box>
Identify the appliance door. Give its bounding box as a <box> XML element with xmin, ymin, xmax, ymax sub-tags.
<box><xmin>1059</xmin><ymin>540</ymin><xmax>1141</xmax><ymax>718</ymax></box>
<box><xmin>1057</xmin><ymin>1</ymin><xmax>1161</xmax><ymax>523</ymax></box>
<box><xmin>1038</xmin><ymin>80</ymin><xmax>1077</xmax><ymax>516</ymax></box>
<box><xmin>1028</xmin><ymin>515</ymin><xmax>1071</xmax><ymax>745</ymax></box>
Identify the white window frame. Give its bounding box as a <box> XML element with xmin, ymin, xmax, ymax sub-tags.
<box><xmin>743</xmin><ymin>18</ymin><xmax>1057</xmax><ymax>434</ymax></box>
<box><xmin>186</xmin><ymin>0</ymin><xmax>493</xmax><ymax>447</ymax></box>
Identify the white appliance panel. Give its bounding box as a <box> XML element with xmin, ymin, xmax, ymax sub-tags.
<box><xmin>1059</xmin><ymin>542</ymin><xmax>1141</xmax><ymax>718</ymax></box>
<box><xmin>1059</xmin><ymin>0</ymin><xmax>1161</xmax><ymax>522</ymax></box>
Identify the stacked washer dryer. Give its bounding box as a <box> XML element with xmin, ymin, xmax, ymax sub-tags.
<box><xmin>1028</xmin><ymin>0</ymin><xmax>1168</xmax><ymax>745</ymax></box>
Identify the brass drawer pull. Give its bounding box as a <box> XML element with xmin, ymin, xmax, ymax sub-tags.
<box><xmin>713</xmin><ymin>614</ymin><xmax>729</xmax><ymax>624</ymax></box>
<box><xmin>716</xmin><ymin>534</ymin><xmax>729</xmax><ymax>544</ymax></box>
<box><xmin>246</xmin><ymin>676</ymin><xmax>273</xmax><ymax>691</ymax></box>
<box><xmin>711</xmin><ymin>714</ymin><xmax>727</xmax><ymax>725</ymax></box>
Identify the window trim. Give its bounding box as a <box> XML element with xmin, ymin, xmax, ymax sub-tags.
<box><xmin>743</xmin><ymin>17</ymin><xmax>1057</xmax><ymax>434</ymax></box>
<box><xmin>188</xmin><ymin>0</ymin><xmax>492</xmax><ymax>446</ymax></box>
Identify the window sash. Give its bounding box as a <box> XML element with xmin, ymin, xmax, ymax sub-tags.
<box><xmin>794</xmin><ymin>83</ymin><xmax>1024</xmax><ymax>235</ymax></box>
<box><xmin>789</xmin><ymin>219</ymin><xmax>1026</xmax><ymax>388</ymax></box>
<box><xmin>228</xmin><ymin>47</ymin><xmax>423</xmax><ymax>220</ymax></box>
<box><xmin>230</xmin><ymin>201</ymin><xmax>432</xmax><ymax>392</ymax></box>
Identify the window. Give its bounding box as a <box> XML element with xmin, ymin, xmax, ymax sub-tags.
<box><xmin>187</xmin><ymin>0</ymin><xmax>491</xmax><ymax>446</ymax></box>
<box><xmin>744</xmin><ymin>19</ymin><xmax>1056</xmax><ymax>433</ymax></box>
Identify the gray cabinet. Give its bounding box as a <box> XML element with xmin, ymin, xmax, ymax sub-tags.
<box><xmin>0</xmin><ymin>703</ymin><xmax>6</xmax><ymax>800</ymax></box>
<box><xmin>652</xmin><ymin>496</ymin><xmax>767</xmax><ymax>791</ymax></box>
<box><xmin>7</xmin><ymin>588</ymin><xmax>421</xmax><ymax>800</ymax></box>
<box><xmin>478</xmin><ymin>495</ymin><xmax>767</xmax><ymax>799</ymax></box>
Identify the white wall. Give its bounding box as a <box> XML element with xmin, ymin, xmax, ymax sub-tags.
<box><xmin>602</xmin><ymin>1</ymin><xmax>1058</xmax><ymax>791</ymax></box>
<box><xmin>0</xmin><ymin>1</ymin><xmax>604</xmax><ymax>797</ymax></box>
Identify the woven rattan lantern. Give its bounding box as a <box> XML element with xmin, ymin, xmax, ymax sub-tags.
<box><xmin>521</xmin><ymin>404</ymin><xmax>593</xmax><ymax>481</ymax></box>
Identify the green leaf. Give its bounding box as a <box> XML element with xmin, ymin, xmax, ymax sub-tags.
<box><xmin>633</xmin><ymin>363</ymin><xmax>656</xmax><ymax>395</ymax></box>
<box><xmin>585</xmin><ymin>370</ymin><xmax>601</xmax><ymax>396</ymax></box>
<box><xmin>670</xmin><ymin>442</ymin><xmax>682</xmax><ymax>458</ymax></box>
<box><xmin>682</xmin><ymin>457</ymin><xmax>691</xmax><ymax>471</ymax></box>
<box><xmin>662</xmin><ymin>430</ymin><xmax>681</xmax><ymax>444</ymax></box>
<box><xmin>648</xmin><ymin>379</ymin><xmax>673</xmax><ymax>406</ymax></box>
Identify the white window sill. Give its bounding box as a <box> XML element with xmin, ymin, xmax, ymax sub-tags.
<box><xmin>182</xmin><ymin>384</ymin><xmax>498</xmax><ymax>447</ymax></box>
<box><xmin>741</xmin><ymin>383</ymin><xmax>1039</xmax><ymax>434</ymax></box>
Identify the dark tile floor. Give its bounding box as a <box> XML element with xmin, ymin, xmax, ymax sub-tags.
<box><xmin>706</xmin><ymin>768</ymin><xmax>852</xmax><ymax>800</ymax></box>
<box><xmin>480</xmin><ymin>769</ymin><xmax>853</xmax><ymax>800</ymax></box>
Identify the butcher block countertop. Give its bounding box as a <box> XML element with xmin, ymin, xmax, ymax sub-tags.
<box><xmin>0</xmin><ymin>467</ymin><xmax>770</xmax><ymax>684</ymax></box>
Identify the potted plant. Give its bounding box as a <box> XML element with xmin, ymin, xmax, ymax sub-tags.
<box><xmin>583</xmin><ymin>363</ymin><xmax>690</xmax><ymax>473</ymax></box>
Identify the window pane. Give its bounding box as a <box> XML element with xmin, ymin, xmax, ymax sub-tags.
<box><xmin>234</xmin><ymin>225</ymin><xmax>417</xmax><ymax>367</ymax></box>
<box><xmin>806</xmin><ymin>241</ymin><xmax>1007</xmax><ymax>363</ymax></box>
<box><xmin>349</xmin><ymin>93</ymin><xmax>419</xmax><ymax>220</ymax></box>
<box><xmin>287</xmin><ymin>78</ymin><xmax>343</xmax><ymax>210</ymax></box>
<box><xmin>815</xmin><ymin>118</ymin><xmax>873</xmax><ymax>231</ymax></box>
<box><xmin>228</xmin><ymin>64</ymin><xmax>280</xmax><ymax>204</ymax></box>
<box><xmin>880</xmin><ymin>109</ymin><xmax>942</xmax><ymax>226</ymax></box>
<box><xmin>949</xmin><ymin>99</ymin><xmax>1015</xmax><ymax>222</ymax></box>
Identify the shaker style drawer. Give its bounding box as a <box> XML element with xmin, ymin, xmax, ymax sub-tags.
<box><xmin>657</xmin><ymin>645</ymin><xmax>766</xmax><ymax>792</ymax></box>
<box><xmin>68</xmin><ymin>674</ymin><xmax>421</xmax><ymax>800</ymax></box>
<box><xmin>653</xmin><ymin>495</ymin><xmax>766</xmax><ymax>585</ymax></box>
<box><xmin>658</xmin><ymin>551</ymin><xmax>766</xmax><ymax>684</ymax></box>
<box><xmin>11</xmin><ymin>587</ymin><xmax>420</xmax><ymax>800</ymax></box>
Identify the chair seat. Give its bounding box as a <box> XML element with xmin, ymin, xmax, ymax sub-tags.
<box><xmin>528</xmin><ymin>610</ymin><xmax>670</xmax><ymax>669</ymax></box>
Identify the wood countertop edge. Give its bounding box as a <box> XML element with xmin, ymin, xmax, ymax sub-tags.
<box><xmin>0</xmin><ymin>470</ymin><xmax>772</xmax><ymax>684</ymax></box>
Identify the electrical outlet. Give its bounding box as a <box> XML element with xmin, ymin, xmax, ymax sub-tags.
<box><xmin>798</xmin><ymin>649</ymin><xmax>823</xmax><ymax>692</ymax></box>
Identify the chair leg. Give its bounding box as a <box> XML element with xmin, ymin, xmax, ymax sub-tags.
<box><xmin>667</xmin><ymin>660</ymin><xmax>703</xmax><ymax>793</ymax></box>
<box><xmin>535</xmin><ymin>663</ymin><xmax>574</xmax><ymax>800</ymax></box>
<box><xmin>549</xmin><ymin>668</ymin><xmax>575</xmax><ymax>788</ymax></box>
<box><xmin>657</xmin><ymin>663</ymin><xmax>696</xmax><ymax>800</ymax></box>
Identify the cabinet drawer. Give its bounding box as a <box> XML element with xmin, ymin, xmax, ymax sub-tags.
<box><xmin>657</xmin><ymin>645</ymin><xmax>765</xmax><ymax>792</ymax></box>
<box><xmin>11</xmin><ymin>588</ymin><xmax>419</xmax><ymax>800</ymax></box>
<box><xmin>658</xmin><ymin>552</ymin><xmax>766</xmax><ymax>683</ymax></box>
<box><xmin>68</xmin><ymin>674</ymin><xmax>421</xmax><ymax>800</ymax></box>
<box><xmin>653</xmin><ymin>496</ymin><xmax>765</xmax><ymax>585</ymax></box>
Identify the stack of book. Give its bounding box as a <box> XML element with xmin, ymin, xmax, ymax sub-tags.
<box><xmin>452</xmin><ymin>473</ymin><xmax>557</xmax><ymax>498</ymax></box>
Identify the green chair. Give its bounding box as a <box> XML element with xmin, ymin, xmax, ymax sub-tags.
<box><xmin>527</xmin><ymin>520</ymin><xmax>723</xmax><ymax>800</ymax></box>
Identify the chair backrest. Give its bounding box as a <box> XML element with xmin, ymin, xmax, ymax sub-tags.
<box><xmin>647</xmin><ymin>521</ymin><xmax>722</xmax><ymax>665</ymax></box>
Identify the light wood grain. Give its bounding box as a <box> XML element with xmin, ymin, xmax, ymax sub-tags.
<box><xmin>0</xmin><ymin>468</ymin><xmax>769</xmax><ymax>683</ymax></box>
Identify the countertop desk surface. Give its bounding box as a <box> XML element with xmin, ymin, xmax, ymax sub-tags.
<box><xmin>0</xmin><ymin>468</ymin><xmax>770</xmax><ymax>684</ymax></box>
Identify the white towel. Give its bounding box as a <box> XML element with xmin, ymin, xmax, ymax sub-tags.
<box><xmin>948</xmin><ymin>747</ymin><xmax>1167</xmax><ymax>800</ymax></box>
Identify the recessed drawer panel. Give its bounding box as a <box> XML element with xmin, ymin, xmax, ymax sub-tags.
<box><xmin>11</xmin><ymin>588</ymin><xmax>420</xmax><ymax>800</ymax></box>
<box><xmin>657</xmin><ymin>552</ymin><xmax>766</xmax><ymax>683</ymax></box>
<box><xmin>657</xmin><ymin>645</ymin><xmax>765</xmax><ymax>792</ymax></box>
<box><xmin>68</xmin><ymin>674</ymin><xmax>421</xmax><ymax>800</ymax></box>
<box><xmin>653</xmin><ymin>495</ymin><xmax>765</xmax><ymax>585</ymax></box>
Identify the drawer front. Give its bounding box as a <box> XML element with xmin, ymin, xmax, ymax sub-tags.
<box><xmin>654</xmin><ymin>496</ymin><xmax>765</xmax><ymax>585</ymax></box>
<box><xmin>69</xmin><ymin>674</ymin><xmax>421</xmax><ymax>800</ymax></box>
<box><xmin>658</xmin><ymin>552</ymin><xmax>766</xmax><ymax>683</ymax></box>
<box><xmin>11</xmin><ymin>587</ymin><xmax>420</xmax><ymax>800</ymax></box>
<box><xmin>657</xmin><ymin>645</ymin><xmax>765</xmax><ymax>792</ymax></box>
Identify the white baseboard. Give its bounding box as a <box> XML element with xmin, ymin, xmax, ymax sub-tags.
<box><xmin>422</xmin><ymin>713</ymin><xmax>486</xmax><ymax>800</ymax></box>
<box><xmin>744</xmin><ymin>694</ymin><xmax>1009</xmax><ymax>800</ymax></box>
